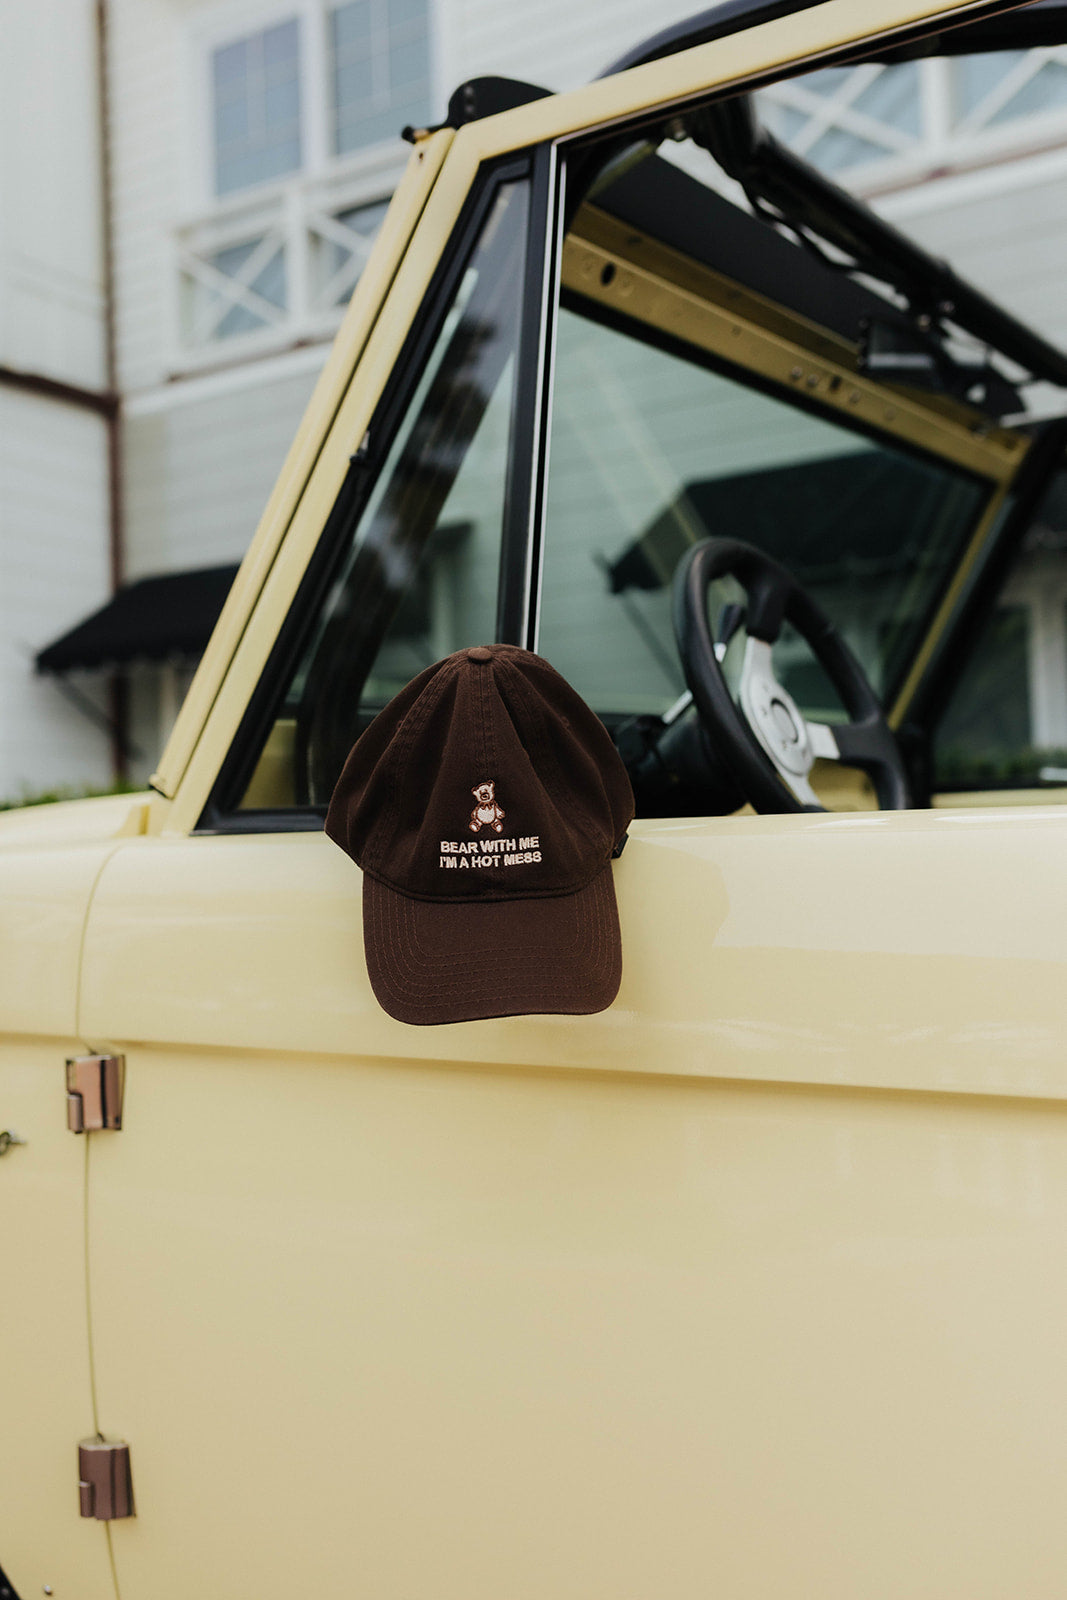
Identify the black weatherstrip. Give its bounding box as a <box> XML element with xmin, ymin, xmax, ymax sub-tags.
<box><xmin>599</xmin><ymin>0</ymin><xmax>1046</xmax><ymax>78</ymax></box>
<box><xmin>497</xmin><ymin>142</ymin><xmax>563</xmax><ymax>648</ymax></box>
<box><xmin>201</xmin><ymin>156</ymin><xmax>532</xmax><ymax>831</ymax></box>
<box><xmin>901</xmin><ymin>417</ymin><xmax>1067</xmax><ymax>797</ymax></box>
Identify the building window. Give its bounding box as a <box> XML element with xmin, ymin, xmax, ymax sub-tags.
<box><xmin>330</xmin><ymin>0</ymin><xmax>431</xmax><ymax>156</ymax></box>
<box><xmin>953</xmin><ymin>49</ymin><xmax>1067</xmax><ymax>131</ymax></box>
<box><xmin>180</xmin><ymin>2</ymin><xmax>433</xmax><ymax>358</ymax></box>
<box><xmin>761</xmin><ymin>61</ymin><xmax>923</xmax><ymax>176</ymax></box>
<box><xmin>213</xmin><ymin>18</ymin><xmax>302</xmax><ymax>196</ymax></box>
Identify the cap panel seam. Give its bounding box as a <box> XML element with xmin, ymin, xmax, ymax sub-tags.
<box><xmin>479</xmin><ymin>658</ymin><xmax>495</xmax><ymax>787</ymax></box>
<box><xmin>360</xmin><ymin>857</ymin><xmax>616</xmax><ymax>903</ymax></box>
<box><xmin>368</xmin><ymin>656</ymin><xmax>457</xmax><ymax>873</ymax></box>
<box><xmin>500</xmin><ymin>657</ymin><xmax>612</xmax><ymax>861</ymax></box>
<box><xmin>497</xmin><ymin>657</ymin><xmax>568</xmax><ymax>812</ymax></box>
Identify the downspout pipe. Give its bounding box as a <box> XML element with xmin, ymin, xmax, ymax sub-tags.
<box><xmin>95</xmin><ymin>0</ymin><xmax>128</xmax><ymax>781</ymax></box>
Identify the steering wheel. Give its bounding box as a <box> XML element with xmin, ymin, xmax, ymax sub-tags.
<box><xmin>672</xmin><ymin>537</ymin><xmax>911</xmax><ymax>813</ymax></box>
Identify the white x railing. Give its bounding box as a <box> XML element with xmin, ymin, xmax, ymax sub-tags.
<box><xmin>174</xmin><ymin>147</ymin><xmax>404</xmax><ymax>366</ymax></box>
<box><xmin>759</xmin><ymin>48</ymin><xmax>1067</xmax><ymax>193</ymax></box>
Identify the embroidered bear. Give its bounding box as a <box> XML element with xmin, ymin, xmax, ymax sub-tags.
<box><xmin>470</xmin><ymin>780</ymin><xmax>506</xmax><ymax>834</ymax></box>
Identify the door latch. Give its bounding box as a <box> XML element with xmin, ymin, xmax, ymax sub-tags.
<box><xmin>78</xmin><ymin>1437</ymin><xmax>134</xmax><ymax>1520</ymax></box>
<box><xmin>66</xmin><ymin>1056</ymin><xmax>124</xmax><ymax>1133</ymax></box>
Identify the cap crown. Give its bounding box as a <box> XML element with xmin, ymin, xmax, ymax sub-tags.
<box><xmin>326</xmin><ymin>645</ymin><xmax>634</xmax><ymax>903</ymax></box>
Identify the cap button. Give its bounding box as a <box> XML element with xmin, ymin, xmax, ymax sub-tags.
<box><xmin>466</xmin><ymin>646</ymin><xmax>493</xmax><ymax>663</ymax></box>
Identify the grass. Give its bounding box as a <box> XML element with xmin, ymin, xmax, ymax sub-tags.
<box><xmin>0</xmin><ymin>778</ymin><xmax>143</xmax><ymax>813</ymax></box>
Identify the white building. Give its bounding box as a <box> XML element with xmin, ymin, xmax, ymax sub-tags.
<box><xmin>7</xmin><ymin>0</ymin><xmax>1067</xmax><ymax>794</ymax></box>
<box><xmin>0</xmin><ymin>0</ymin><xmax>113</xmax><ymax>799</ymax></box>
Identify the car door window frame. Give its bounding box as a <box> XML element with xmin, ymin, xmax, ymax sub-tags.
<box><xmin>199</xmin><ymin>146</ymin><xmax>564</xmax><ymax>831</ymax></box>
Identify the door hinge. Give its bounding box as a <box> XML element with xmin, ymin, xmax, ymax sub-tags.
<box><xmin>66</xmin><ymin>1055</ymin><xmax>124</xmax><ymax>1133</ymax></box>
<box><xmin>78</xmin><ymin>1437</ymin><xmax>134</xmax><ymax>1520</ymax></box>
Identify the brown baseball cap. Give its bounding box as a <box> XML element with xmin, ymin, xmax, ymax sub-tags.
<box><xmin>325</xmin><ymin>643</ymin><xmax>635</xmax><ymax>1025</ymax></box>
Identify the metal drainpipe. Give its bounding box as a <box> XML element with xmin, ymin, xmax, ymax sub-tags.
<box><xmin>95</xmin><ymin>0</ymin><xmax>127</xmax><ymax>782</ymax></box>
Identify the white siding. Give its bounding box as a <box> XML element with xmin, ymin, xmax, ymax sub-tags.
<box><xmin>879</xmin><ymin>149</ymin><xmax>1067</xmax><ymax>354</ymax></box>
<box><xmin>107</xmin><ymin>0</ymin><xmax>185</xmax><ymax>394</ymax></box>
<box><xmin>0</xmin><ymin>391</ymin><xmax>112</xmax><ymax>799</ymax></box>
<box><xmin>123</xmin><ymin>357</ymin><xmax>322</xmax><ymax>577</ymax></box>
<box><xmin>437</xmin><ymin>0</ymin><xmax>708</xmax><ymax>96</ymax></box>
<box><xmin>0</xmin><ymin>0</ymin><xmax>111</xmax><ymax>799</ymax></box>
<box><xmin>0</xmin><ymin>0</ymin><xmax>106</xmax><ymax>389</ymax></box>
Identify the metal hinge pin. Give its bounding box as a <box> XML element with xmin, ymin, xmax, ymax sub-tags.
<box><xmin>78</xmin><ymin>1437</ymin><xmax>134</xmax><ymax>1520</ymax></box>
<box><xmin>66</xmin><ymin>1055</ymin><xmax>124</xmax><ymax>1133</ymax></box>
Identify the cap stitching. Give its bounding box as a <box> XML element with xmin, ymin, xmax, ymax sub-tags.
<box><xmin>367</xmin><ymin>874</ymin><xmax>616</xmax><ymax>997</ymax></box>
<box><xmin>500</xmin><ymin>657</ymin><xmax>581</xmax><ymax>819</ymax></box>
<box><xmin>370</xmin><ymin>655</ymin><xmax>458</xmax><ymax>873</ymax></box>
<box><xmin>481</xmin><ymin>657</ymin><xmax>498</xmax><ymax>791</ymax></box>
<box><xmin>498</xmin><ymin>656</ymin><xmax>611</xmax><ymax>862</ymax></box>
<box><xmin>361</xmin><ymin>856</ymin><xmax>614</xmax><ymax>903</ymax></box>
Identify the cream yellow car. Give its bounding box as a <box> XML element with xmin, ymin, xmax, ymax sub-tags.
<box><xmin>6</xmin><ymin>1</ymin><xmax>1067</xmax><ymax>1595</ymax></box>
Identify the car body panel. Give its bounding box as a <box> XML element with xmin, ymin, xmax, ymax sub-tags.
<box><xmin>0</xmin><ymin>818</ymin><xmax>129</xmax><ymax>1600</ymax></box>
<box><xmin>80</xmin><ymin>808</ymin><xmax>1067</xmax><ymax>1596</ymax></box>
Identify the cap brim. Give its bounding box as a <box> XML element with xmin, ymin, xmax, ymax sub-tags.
<box><xmin>362</xmin><ymin>861</ymin><xmax>622</xmax><ymax>1025</ymax></box>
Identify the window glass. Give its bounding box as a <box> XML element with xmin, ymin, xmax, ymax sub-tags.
<box><xmin>934</xmin><ymin>606</ymin><xmax>1032</xmax><ymax>787</ymax></box>
<box><xmin>213</xmin><ymin>19</ymin><xmax>302</xmax><ymax>195</ymax></box>
<box><xmin>316</xmin><ymin>199</ymin><xmax>390</xmax><ymax>308</ymax></box>
<box><xmin>331</xmin><ymin>0</ymin><xmax>431</xmax><ymax>156</ymax></box>
<box><xmin>934</xmin><ymin>470</ymin><xmax>1067</xmax><ymax>791</ymax></box>
<box><xmin>538</xmin><ymin>304</ymin><xmax>986</xmax><ymax>723</ymax></box>
<box><xmin>953</xmin><ymin>50</ymin><xmax>1030</xmax><ymax>122</ymax></box>
<box><xmin>207</xmin><ymin>238</ymin><xmax>287</xmax><ymax>339</ymax></box>
<box><xmin>759</xmin><ymin>62</ymin><xmax>923</xmax><ymax>177</ymax></box>
<box><xmin>953</xmin><ymin>49</ymin><xmax>1067</xmax><ymax>128</ymax></box>
<box><xmin>236</xmin><ymin>179</ymin><xmax>529</xmax><ymax>811</ymax></box>
<box><xmin>759</xmin><ymin>49</ymin><xmax>1067</xmax><ymax>185</ymax></box>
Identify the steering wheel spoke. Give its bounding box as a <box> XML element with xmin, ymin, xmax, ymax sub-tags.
<box><xmin>806</xmin><ymin>721</ymin><xmax>840</xmax><ymax>761</ymax></box>
<box><xmin>823</xmin><ymin>715</ymin><xmax>895</xmax><ymax>770</ymax></box>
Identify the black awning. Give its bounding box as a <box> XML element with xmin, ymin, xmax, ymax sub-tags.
<box><xmin>36</xmin><ymin>564</ymin><xmax>239</xmax><ymax>673</ymax></box>
<box><xmin>608</xmin><ymin>451</ymin><xmax>979</xmax><ymax>595</ymax></box>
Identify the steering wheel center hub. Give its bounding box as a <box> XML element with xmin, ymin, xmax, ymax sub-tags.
<box><xmin>770</xmin><ymin>697</ymin><xmax>800</xmax><ymax>745</ymax></box>
<box><xmin>740</xmin><ymin>638</ymin><xmax>813</xmax><ymax>780</ymax></box>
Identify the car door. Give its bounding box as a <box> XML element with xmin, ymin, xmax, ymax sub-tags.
<box><xmin>0</xmin><ymin>804</ymin><xmax>131</xmax><ymax>1600</ymax></box>
<box><xmin>78</xmin><ymin>4</ymin><xmax>1067</xmax><ymax>1598</ymax></box>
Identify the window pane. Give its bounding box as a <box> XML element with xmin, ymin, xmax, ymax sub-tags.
<box><xmin>852</xmin><ymin>63</ymin><xmax>921</xmax><ymax>136</ymax></box>
<box><xmin>236</xmin><ymin>180</ymin><xmax>530</xmax><ymax>810</ymax></box>
<box><xmin>209</xmin><ymin>239</ymin><xmax>287</xmax><ymax>339</ymax></box>
<box><xmin>953</xmin><ymin>49</ymin><xmax>1029</xmax><ymax>122</ymax></box>
<box><xmin>990</xmin><ymin>61</ymin><xmax>1067</xmax><ymax>126</ymax></box>
<box><xmin>213</xmin><ymin>18</ymin><xmax>301</xmax><ymax>196</ymax></box>
<box><xmin>538</xmin><ymin>306</ymin><xmax>985</xmax><ymax>725</ymax></box>
<box><xmin>331</xmin><ymin>0</ymin><xmax>431</xmax><ymax>157</ymax></box>
<box><xmin>934</xmin><ymin>607</ymin><xmax>1032</xmax><ymax>787</ymax></box>
<box><xmin>334</xmin><ymin>0</ymin><xmax>372</xmax><ymax>47</ymax></box>
<box><xmin>933</xmin><ymin>471</ymin><xmax>1067</xmax><ymax>791</ymax></box>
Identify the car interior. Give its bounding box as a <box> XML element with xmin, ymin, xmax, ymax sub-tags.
<box><xmin>214</xmin><ymin>3</ymin><xmax>1067</xmax><ymax>826</ymax></box>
